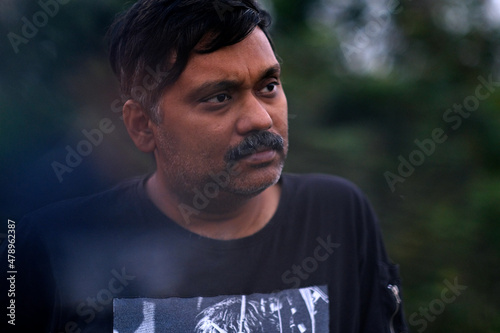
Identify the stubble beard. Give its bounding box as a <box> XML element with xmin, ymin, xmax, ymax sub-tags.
<box><xmin>159</xmin><ymin>154</ymin><xmax>286</xmax><ymax>215</ymax></box>
<box><xmin>154</xmin><ymin>128</ymin><xmax>287</xmax><ymax>215</ymax></box>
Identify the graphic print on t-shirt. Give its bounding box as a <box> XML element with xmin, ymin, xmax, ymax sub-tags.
<box><xmin>113</xmin><ymin>285</ymin><xmax>329</xmax><ymax>332</ymax></box>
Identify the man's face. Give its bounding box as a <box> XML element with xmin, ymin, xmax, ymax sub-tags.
<box><xmin>151</xmin><ymin>28</ymin><xmax>288</xmax><ymax>205</ymax></box>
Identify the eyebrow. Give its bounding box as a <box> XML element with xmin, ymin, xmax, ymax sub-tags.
<box><xmin>186</xmin><ymin>63</ymin><xmax>281</xmax><ymax>102</ymax></box>
<box><xmin>259</xmin><ymin>63</ymin><xmax>281</xmax><ymax>82</ymax></box>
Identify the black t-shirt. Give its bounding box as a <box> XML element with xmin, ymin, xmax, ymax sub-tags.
<box><xmin>1</xmin><ymin>173</ymin><xmax>408</xmax><ymax>332</ymax></box>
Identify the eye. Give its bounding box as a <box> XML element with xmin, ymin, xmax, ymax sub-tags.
<box><xmin>260</xmin><ymin>82</ymin><xmax>279</xmax><ymax>94</ymax></box>
<box><xmin>205</xmin><ymin>93</ymin><xmax>231</xmax><ymax>104</ymax></box>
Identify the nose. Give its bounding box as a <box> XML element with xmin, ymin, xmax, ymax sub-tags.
<box><xmin>235</xmin><ymin>93</ymin><xmax>273</xmax><ymax>135</ymax></box>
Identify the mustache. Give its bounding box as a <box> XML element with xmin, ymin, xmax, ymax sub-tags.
<box><xmin>224</xmin><ymin>131</ymin><xmax>285</xmax><ymax>162</ymax></box>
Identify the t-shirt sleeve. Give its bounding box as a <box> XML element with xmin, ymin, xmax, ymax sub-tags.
<box><xmin>292</xmin><ymin>173</ymin><xmax>408</xmax><ymax>332</ymax></box>
<box><xmin>352</xmin><ymin>186</ymin><xmax>408</xmax><ymax>333</ymax></box>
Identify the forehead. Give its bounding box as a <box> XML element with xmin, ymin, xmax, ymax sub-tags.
<box><xmin>177</xmin><ymin>28</ymin><xmax>279</xmax><ymax>85</ymax></box>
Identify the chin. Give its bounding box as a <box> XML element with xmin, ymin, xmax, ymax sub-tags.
<box><xmin>228</xmin><ymin>163</ymin><xmax>283</xmax><ymax>197</ymax></box>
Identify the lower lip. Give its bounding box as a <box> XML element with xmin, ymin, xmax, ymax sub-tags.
<box><xmin>241</xmin><ymin>150</ymin><xmax>277</xmax><ymax>163</ymax></box>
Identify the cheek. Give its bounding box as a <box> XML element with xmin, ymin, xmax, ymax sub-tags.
<box><xmin>159</xmin><ymin>123</ymin><xmax>230</xmax><ymax>166</ymax></box>
<box><xmin>272</xmin><ymin>98</ymin><xmax>289</xmax><ymax>134</ymax></box>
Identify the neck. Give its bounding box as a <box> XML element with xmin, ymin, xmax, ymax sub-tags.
<box><xmin>145</xmin><ymin>172</ymin><xmax>281</xmax><ymax>240</ymax></box>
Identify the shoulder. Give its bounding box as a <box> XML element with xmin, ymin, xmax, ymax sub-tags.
<box><xmin>20</xmin><ymin>175</ymin><xmax>147</xmax><ymax>230</ymax></box>
<box><xmin>281</xmin><ymin>172</ymin><xmax>367</xmax><ymax>202</ymax></box>
<box><xmin>279</xmin><ymin>173</ymin><xmax>377</xmax><ymax>226</ymax></box>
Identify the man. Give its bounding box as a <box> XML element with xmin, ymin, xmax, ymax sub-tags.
<box><xmin>1</xmin><ymin>0</ymin><xmax>408</xmax><ymax>332</ymax></box>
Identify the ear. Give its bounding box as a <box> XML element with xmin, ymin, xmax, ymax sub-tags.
<box><xmin>122</xmin><ymin>99</ymin><xmax>156</xmax><ymax>153</ymax></box>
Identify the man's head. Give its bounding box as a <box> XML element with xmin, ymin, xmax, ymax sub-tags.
<box><xmin>108</xmin><ymin>0</ymin><xmax>275</xmax><ymax>123</ymax></box>
<box><xmin>108</xmin><ymin>0</ymin><xmax>288</xmax><ymax>212</ymax></box>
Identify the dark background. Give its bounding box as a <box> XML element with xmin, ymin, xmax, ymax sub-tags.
<box><xmin>1</xmin><ymin>0</ymin><xmax>499</xmax><ymax>331</ymax></box>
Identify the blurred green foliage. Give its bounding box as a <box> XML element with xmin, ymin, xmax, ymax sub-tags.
<box><xmin>1</xmin><ymin>0</ymin><xmax>499</xmax><ymax>331</ymax></box>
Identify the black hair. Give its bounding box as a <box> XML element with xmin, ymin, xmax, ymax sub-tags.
<box><xmin>107</xmin><ymin>0</ymin><xmax>273</xmax><ymax>122</ymax></box>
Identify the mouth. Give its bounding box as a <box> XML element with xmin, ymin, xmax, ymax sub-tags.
<box><xmin>224</xmin><ymin>131</ymin><xmax>285</xmax><ymax>163</ymax></box>
<box><xmin>240</xmin><ymin>148</ymin><xmax>277</xmax><ymax>164</ymax></box>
